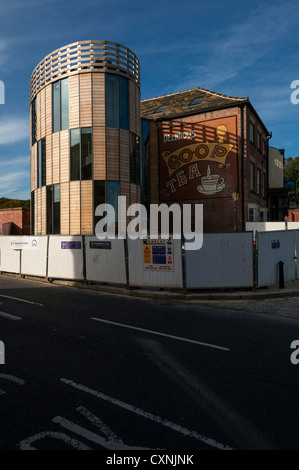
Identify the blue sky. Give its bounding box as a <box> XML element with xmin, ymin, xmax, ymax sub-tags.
<box><xmin>0</xmin><ymin>0</ymin><xmax>299</xmax><ymax>200</ymax></box>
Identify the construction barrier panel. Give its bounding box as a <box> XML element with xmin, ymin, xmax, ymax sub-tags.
<box><xmin>127</xmin><ymin>236</ymin><xmax>183</xmax><ymax>288</ymax></box>
<box><xmin>185</xmin><ymin>232</ymin><xmax>254</xmax><ymax>289</ymax></box>
<box><xmin>47</xmin><ymin>236</ymin><xmax>84</xmax><ymax>281</ymax></box>
<box><xmin>257</xmin><ymin>230</ymin><xmax>298</xmax><ymax>287</ymax></box>
<box><xmin>21</xmin><ymin>236</ymin><xmax>48</xmax><ymax>278</ymax></box>
<box><xmin>0</xmin><ymin>236</ymin><xmax>21</xmax><ymax>274</ymax></box>
<box><xmin>85</xmin><ymin>237</ymin><xmax>127</xmax><ymax>285</ymax></box>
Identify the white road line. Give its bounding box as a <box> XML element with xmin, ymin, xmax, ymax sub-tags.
<box><xmin>91</xmin><ymin>317</ymin><xmax>229</xmax><ymax>352</ymax></box>
<box><xmin>0</xmin><ymin>294</ymin><xmax>43</xmax><ymax>307</ymax></box>
<box><xmin>60</xmin><ymin>378</ymin><xmax>234</xmax><ymax>451</ymax></box>
<box><xmin>0</xmin><ymin>374</ymin><xmax>25</xmax><ymax>385</ymax></box>
<box><xmin>0</xmin><ymin>389</ymin><xmax>5</xmax><ymax>396</ymax></box>
<box><xmin>0</xmin><ymin>311</ymin><xmax>22</xmax><ymax>321</ymax></box>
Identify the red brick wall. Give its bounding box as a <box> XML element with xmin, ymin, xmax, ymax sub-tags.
<box><xmin>285</xmin><ymin>210</ymin><xmax>299</xmax><ymax>222</ymax></box>
<box><xmin>0</xmin><ymin>208</ymin><xmax>30</xmax><ymax>235</ymax></box>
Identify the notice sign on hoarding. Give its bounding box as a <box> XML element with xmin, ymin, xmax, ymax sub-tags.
<box><xmin>10</xmin><ymin>237</ymin><xmax>38</xmax><ymax>250</ymax></box>
<box><xmin>90</xmin><ymin>241</ymin><xmax>111</xmax><ymax>250</ymax></box>
<box><xmin>143</xmin><ymin>237</ymin><xmax>174</xmax><ymax>271</ymax></box>
<box><xmin>61</xmin><ymin>241</ymin><xmax>81</xmax><ymax>250</ymax></box>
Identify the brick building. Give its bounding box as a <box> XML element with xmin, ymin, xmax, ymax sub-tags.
<box><xmin>0</xmin><ymin>208</ymin><xmax>30</xmax><ymax>235</ymax></box>
<box><xmin>141</xmin><ymin>86</ymin><xmax>270</xmax><ymax>232</ymax></box>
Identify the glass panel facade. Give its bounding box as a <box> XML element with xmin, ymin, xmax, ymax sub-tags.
<box><xmin>130</xmin><ymin>133</ymin><xmax>140</xmax><ymax>185</ymax></box>
<box><xmin>31</xmin><ymin>98</ymin><xmax>36</xmax><ymax>145</ymax></box>
<box><xmin>106</xmin><ymin>74</ymin><xmax>118</xmax><ymax>127</ymax></box>
<box><xmin>81</xmin><ymin>128</ymin><xmax>92</xmax><ymax>180</ymax></box>
<box><xmin>119</xmin><ymin>76</ymin><xmax>129</xmax><ymax>130</ymax></box>
<box><xmin>70</xmin><ymin>129</ymin><xmax>80</xmax><ymax>181</ymax></box>
<box><xmin>30</xmin><ymin>191</ymin><xmax>35</xmax><ymax>234</ymax></box>
<box><xmin>37</xmin><ymin>138</ymin><xmax>46</xmax><ymax>188</ymax></box>
<box><xmin>106</xmin><ymin>74</ymin><xmax>129</xmax><ymax>129</ymax></box>
<box><xmin>52</xmin><ymin>78</ymin><xmax>69</xmax><ymax>133</ymax></box>
<box><xmin>60</xmin><ymin>78</ymin><xmax>69</xmax><ymax>131</ymax></box>
<box><xmin>141</xmin><ymin>119</ymin><xmax>151</xmax><ymax>211</ymax></box>
<box><xmin>94</xmin><ymin>180</ymin><xmax>106</xmax><ymax>230</ymax></box>
<box><xmin>46</xmin><ymin>185</ymin><xmax>53</xmax><ymax>234</ymax></box>
<box><xmin>107</xmin><ymin>181</ymin><xmax>119</xmax><ymax>222</ymax></box>
<box><xmin>53</xmin><ymin>184</ymin><xmax>60</xmax><ymax>234</ymax></box>
<box><xmin>52</xmin><ymin>81</ymin><xmax>60</xmax><ymax>133</ymax></box>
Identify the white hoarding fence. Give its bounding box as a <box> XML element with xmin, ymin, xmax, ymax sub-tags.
<box><xmin>47</xmin><ymin>236</ymin><xmax>84</xmax><ymax>281</ymax></box>
<box><xmin>127</xmin><ymin>236</ymin><xmax>183</xmax><ymax>288</ymax></box>
<box><xmin>85</xmin><ymin>237</ymin><xmax>127</xmax><ymax>285</ymax></box>
<box><xmin>21</xmin><ymin>236</ymin><xmax>48</xmax><ymax>278</ymax></box>
<box><xmin>0</xmin><ymin>236</ymin><xmax>21</xmax><ymax>274</ymax></box>
<box><xmin>257</xmin><ymin>230</ymin><xmax>298</xmax><ymax>287</ymax></box>
<box><xmin>185</xmin><ymin>232</ymin><xmax>253</xmax><ymax>289</ymax></box>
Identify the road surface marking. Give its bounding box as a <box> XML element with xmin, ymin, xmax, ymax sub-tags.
<box><xmin>0</xmin><ymin>389</ymin><xmax>5</xmax><ymax>395</ymax></box>
<box><xmin>91</xmin><ymin>317</ymin><xmax>229</xmax><ymax>352</ymax></box>
<box><xmin>53</xmin><ymin>415</ymin><xmax>148</xmax><ymax>450</ymax></box>
<box><xmin>0</xmin><ymin>294</ymin><xmax>43</xmax><ymax>307</ymax></box>
<box><xmin>0</xmin><ymin>374</ymin><xmax>25</xmax><ymax>385</ymax></box>
<box><xmin>19</xmin><ymin>432</ymin><xmax>91</xmax><ymax>450</ymax></box>
<box><xmin>0</xmin><ymin>311</ymin><xmax>22</xmax><ymax>321</ymax></box>
<box><xmin>60</xmin><ymin>378</ymin><xmax>233</xmax><ymax>450</ymax></box>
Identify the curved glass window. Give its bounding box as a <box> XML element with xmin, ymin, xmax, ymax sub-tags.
<box><xmin>106</xmin><ymin>74</ymin><xmax>128</xmax><ymax>130</ymax></box>
<box><xmin>52</xmin><ymin>78</ymin><xmax>69</xmax><ymax>133</ymax></box>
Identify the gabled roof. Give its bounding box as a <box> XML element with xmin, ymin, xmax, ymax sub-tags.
<box><xmin>140</xmin><ymin>86</ymin><xmax>249</xmax><ymax>121</ymax></box>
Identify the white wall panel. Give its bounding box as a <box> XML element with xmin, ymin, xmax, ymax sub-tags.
<box><xmin>257</xmin><ymin>230</ymin><xmax>297</xmax><ymax>287</ymax></box>
<box><xmin>48</xmin><ymin>236</ymin><xmax>84</xmax><ymax>280</ymax></box>
<box><xmin>185</xmin><ymin>232</ymin><xmax>253</xmax><ymax>289</ymax></box>
<box><xmin>85</xmin><ymin>237</ymin><xmax>127</xmax><ymax>285</ymax></box>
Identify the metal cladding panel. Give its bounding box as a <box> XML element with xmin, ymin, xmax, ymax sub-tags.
<box><xmin>21</xmin><ymin>236</ymin><xmax>48</xmax><ymax>277</ymax></box>
<box><xmin>257</xmin><ymin>230</ymin><xmax>298</xmax><ymax>287</ymax></box>
<box><xmin>48</xmin><ymin>236</ymin><xmax>84</xmax><ymax>281</ymax></box>
<box><xmin>127</xmin><ymin>237</ymin><xmax>183</xmax><ymax>288</ymax></box>
<box><xmin>185</xmin><ymin>232</ymin><xmax>253</xmax><ymax>289</ymax></box>
<box><xmin>85</xmin><ymin>237</ymin><xmax>127</xmax><ymax>285</ymax></box>
<box><xmin>0</xmin><ymin>237</ymin><xmax>21</xmax><ymax>274</ymax></box>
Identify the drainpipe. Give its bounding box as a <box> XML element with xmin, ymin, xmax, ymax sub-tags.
<box><xmin>240</xmin><ymin>104</ymin><xmax>245</xmax><ymax>230</ymax></box>
<box><xmin>267</xmin><ymin>131</ymin><xmax>272</xmax><ymax>221</ymax></box>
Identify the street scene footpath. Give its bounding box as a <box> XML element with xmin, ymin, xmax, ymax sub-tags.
<box><xmin>3</xmin><ymin>271</ymin><xmax>299</xmax><ymax>303</ymax></box>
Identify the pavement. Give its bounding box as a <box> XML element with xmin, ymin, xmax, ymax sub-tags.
<box><xmin>2</xmin><ymin>271</ymin><xmax>299</xmax><ymax>302</ymax></box>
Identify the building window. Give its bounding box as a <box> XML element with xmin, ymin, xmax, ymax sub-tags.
<box><xmin>250</xmin><ymin>162</ymin><xmax>255</xmax><ymax>192</ymax></box>
<box><xmin>81</xmin><ymin>128</ymin><xmax>92</xmax><ymax>180</ymax></box>
<box><xmin>263</xmin><ymin>139</ymin><xmax>267</xmax><ymax>157</ymax></box>
<box><xmin>249</xmin><ymin>208</ymin><xmax>254</xmax><ymax>222</ymax></box>
<box><xmin>130</xmin><ymin>133</ymin><xmax>140</xmax><ymax>185</ymax></box>
<box><xmin>257</xmin><ymin>131</ymin><xmax>261</xmax><ymax>151</ymax></box>
<box><xmin>259</xmin><ymin>211</ymin><xmax>265</xmax><ymax>222</ymax></box>
<box><xmin>37</xmin><ymin>138</ymin><xmax>46</xmax><ymax>188</ymax></box>
<box><xmin>31</xmin><ymin>98</ymin><xmax>36</xmax><ymax>145</ymax></box>
<box><xmin>70</xmin><ymin>128</ymin><xmax>80</xmax><ymax>181</ymax></box>
<box><xmin>154</xmin><ymin>105</ymin><xmax>167</xmax><ymax>114</ymax></box>
<box><xmin>141</xmin><ymin>119</ymin><xmax>151</xmax><ymax>212</ymax></box>
<box><xmin>52</xmin><ymin>78</ymin><xmax>69</xmax><ymax>133</ymax></box>
<box><xmin>105</xmin><ymin>74</ymin><xmax>129</xmax><ymax>130</ymax></box>
<box><xmin>250</xmin><ymin>122</ymin><xmax>255</xmax><ymax>144</ymax></box>
<box><xmin>188</xmin><ymin>97</ymin><xmax>203</xmax><ymax>107</ymax></box>
<box><xmin>257</xmin><ymin>168</ymin><xmax>261</xmax><ymax>195</ymax></box>
<box><xmin>263</xmin><ymin>173</ymin><xmax>266</xmax><ymax>198</ymax></box>
<box><xmin>31</xmin><ymin>191</ymin><xmax>35</xmax><ymax>234</ymax></box>
<box><xmin>46</xmin><ymin>184</ymin><xmax>60</xmax><ymax>234</ymax></box>
<box><xmin>70</xmin><ymin>128</ymin><xmax>93</xmax><ymax>181</ymax></box>
<box><xmin>107</xmin><ymin>181</ymin><xmax>119</xmax><ymax>224</ymax></box>
<box><xmin>94</xmin><ymin>180</ymin><xmax>105</xmax><ymax>232</ymax></box>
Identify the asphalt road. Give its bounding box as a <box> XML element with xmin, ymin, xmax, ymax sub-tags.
<box><xmin>0</xmin><ymin>274</ymin><xmax>299</xmax><ymax>451</ymax></box>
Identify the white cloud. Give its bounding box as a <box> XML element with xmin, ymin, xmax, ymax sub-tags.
<box><xmin>0</xmin><ymin>116</ymin><xmax>29</xmax><ymax>145</ymax></box>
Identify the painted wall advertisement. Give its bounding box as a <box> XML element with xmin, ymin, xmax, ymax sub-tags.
<box><xmin>159</xmin><ymin>115</ymin><xmax>238</xmax><ymax>201</ymax></box>
<box><xmin>143</xmin><ymin>237</ymin><xmax>174</xmax><ymax>271</ymax></box>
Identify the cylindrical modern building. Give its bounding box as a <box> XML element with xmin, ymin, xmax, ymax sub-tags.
<box><xmin>30</xmin><ymin>40</ymin><xmax>141</xmax><ymax>235</ymax></box>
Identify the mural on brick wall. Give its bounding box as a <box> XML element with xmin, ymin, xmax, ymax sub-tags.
<box><xmin>159</xmin><ymin>115</ymin><xmax>239</xmax><ymax>201</ymax></box>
